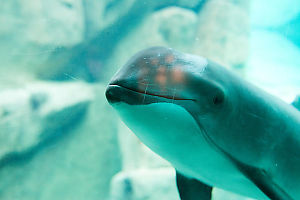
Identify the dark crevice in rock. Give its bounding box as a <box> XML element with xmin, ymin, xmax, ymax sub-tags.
<box><xmin>29</xmin><ymin>92</ymin><xmax>48</xmax><ymax>111</ymax></box>
<box><xmin>262</xmin><ymin>12</ymin><xmax>300</xmax><ymax>48</ymax></box>
<box><xmin>154</xmin><ymin>0</ymin><xmax>208</xmax><ymax>13</ymax></box>
<box><xmin>292</xmin><ymin>95</ymin><xmax>300</xmax><ymax>111</ymax></box>
<box><xmin>104</xmin><ymin>0</ymin><xmax>120</xmax><ymax>16</ymax></box>
<box><xmin>278</xmin><ymin>13</ymin><xmax>300</xmax><ymax>47</ymax></box>
<box><xmin>0</xmin><ymin>102</ymin><xmax>89</xmax><ymax>170</ymax></box>
<box><xmin>123</xmin><ymin>177</ymin><xmax>134</xmax><ymax>198</ymax></box>
<box><xmin>61</xmin><ymin>1</ymin><xmax>73</xmax><ymax>9</ymax></box>
<box><xmin>193</xmin><ymin>0</ymin><xmax>208</xmax><ymax>13</ymax></box>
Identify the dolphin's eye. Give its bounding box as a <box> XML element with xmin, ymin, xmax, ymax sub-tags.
<box><xmin>213</xmin><ymin>94</ymin><xmax>224</xmax><ymax>105</ymax></box>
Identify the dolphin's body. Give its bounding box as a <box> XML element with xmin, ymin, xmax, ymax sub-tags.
<box><xmin>105</xmin><ymin>47</ymin><xmax>300</xmax><ymax>200</ymax></box>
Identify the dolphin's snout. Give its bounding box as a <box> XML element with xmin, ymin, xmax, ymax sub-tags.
<box><xmin>105</xmin><ymin>85</ymin><xmax>119</xmax><ymax>104</ymax></box>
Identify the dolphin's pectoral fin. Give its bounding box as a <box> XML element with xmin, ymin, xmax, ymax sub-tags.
<box><xmin>176</xmin><ymin>170</ymin><xmax>212</xmax><ymax>200</ymax></box>
<box><xmin>234</xmin><ymin>161</ymin><xmax>293</xmax><ymax>200</ymax></box>
<box><xmin>291</xmin><ymin>95</ymin><xmax>300</xmax><ymax>111</ymax></box>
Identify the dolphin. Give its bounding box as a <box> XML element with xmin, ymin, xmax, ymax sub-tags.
<box><xmin>105</xmin><ymin>47</ymin><xmax>300</xmax><ymax>200</ymax></box>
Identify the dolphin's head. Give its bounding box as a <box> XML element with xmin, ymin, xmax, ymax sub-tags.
<box><xmin>106</xmin><ymin>46</ymin><xmax>227</xmax><ymax>115</ymax></box>
<box><xmin>105</xmin><ymin>47</ymin><xmax>233</xmax><ymax>166</ymax></box>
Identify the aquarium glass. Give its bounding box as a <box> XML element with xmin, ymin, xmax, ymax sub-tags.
<box><xmin>0</xmin><ymin>0</ymin><xmax>299</xmax><ymax>200</ymax></box>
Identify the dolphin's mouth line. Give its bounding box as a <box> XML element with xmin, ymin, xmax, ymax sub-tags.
<box><xmin>109</xmin><ymin>84</ymin><xmax>196</xmax><ymax>101</ymax></box>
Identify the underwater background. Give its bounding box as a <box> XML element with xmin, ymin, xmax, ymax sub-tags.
<box><xmin>0</xmin><ymin>0</ymin><xmax>299</xmax><ymax>200</ymax></box>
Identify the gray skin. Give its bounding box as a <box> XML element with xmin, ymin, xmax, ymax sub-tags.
<box><xmin>106</xmin><ymin>47</ymin><xmax>300</xmax><ymax>200</ymax></box>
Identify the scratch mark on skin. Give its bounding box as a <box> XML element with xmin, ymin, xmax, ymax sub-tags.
<box><xmin>247</xmin><ymin>112</ymin><xmax>265</xmax><ymax>121</ymax></box>
<box><xmin>137</xmin><ymin>82</ymin><xmax>156</xmax><ymax>86</ymax></box>
<box><xmin>172</xmin><ymin>88</ymin><xmax>177</xmax><ymax>104</ymax></box>
<box><xmin>143</xmin><ymin>82</ymin><xmax>149</xmax><ymax>104</ymax></box>
<box><xmin>64</xmin><ymin>73</ymin><xmax>80</xmax><ymax>80</ymax></box>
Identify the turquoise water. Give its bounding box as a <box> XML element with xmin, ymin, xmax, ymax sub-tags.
<box><xmin>0</xmin><ymin>1</ymin><xmax>299</xmax><ymax>200</ymax></box>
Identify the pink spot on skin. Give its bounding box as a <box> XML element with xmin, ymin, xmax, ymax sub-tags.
<box><xmin>165</xmin><ymin>54</ymin><xmax>175</xmax><ymax>64</ymax></box>
<box><xmin>172</xmin><ymin>66</ymin><xmax>184</xmax><ymax>83</ymax></box>
<box><xmin>138</xmin><ymin>67</ymin><xmax>150</xmax><ymax>91</ymax></box>
<box><xmin>138</xmin><ymin>80</ymin><xmax>148</xmax><ymax>92</ymax></box>
<box><xmin>139</xmin><ymin>67</ymin><xmax>149</xmax><ymax>77</ymax></box>
<box><xmin>151</xmin><ymin>58</ymin><xmax>159</xmax><ymax>66</ymax></box>
<box><xmin>157</xmin><ymin>66</ymin><xmax>166</xmax><ymax>74</ymax></box>
<box><xmin>156</xmin><ymin>66</ymin><xmax>167</xmax><ymax>85</ymax></box>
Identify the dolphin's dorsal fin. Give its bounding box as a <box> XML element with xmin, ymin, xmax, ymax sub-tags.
<box><xmin>291</xmin><ymin>95</ymin><xmax>300</xmax><ymax>111</ymax></box>
<box><xmin>176</xmin><ymin>170</ymin><xmax>212</xmax><ymax>200</ymax></box>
